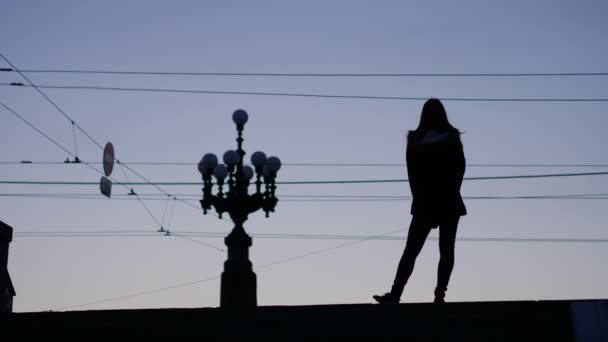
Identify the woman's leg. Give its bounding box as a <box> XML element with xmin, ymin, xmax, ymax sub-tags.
<box><xmin>390</xmin><ymin>216</ymin><xmax>433</xmax><ymax>299</ymax></box>
<box><xmin>435</xmin><ymin>217</ymin><xmax>460</xmax><ymax>302</ymax></box>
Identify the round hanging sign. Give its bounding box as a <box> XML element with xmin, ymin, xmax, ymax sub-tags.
<box><xmin>103</xmin><ymin>142</ymin><xmax>115</xmax><ymax>176</ymax></box>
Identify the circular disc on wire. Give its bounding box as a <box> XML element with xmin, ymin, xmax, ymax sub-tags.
<box><xmin>99</xmin><ymin>176</ymin><xmax>112</xmax><ymax>198</ymax></box>
<box><xmin>103</xmin><ymin>142</ymin><xmax>115</xmax><ymax>176</ymax></box>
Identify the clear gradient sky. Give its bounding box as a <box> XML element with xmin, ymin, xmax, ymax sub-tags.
<box><xmin>1</xmin><ymin>0</ymin><xmax>607</xmax><ymax>312</ymax></box>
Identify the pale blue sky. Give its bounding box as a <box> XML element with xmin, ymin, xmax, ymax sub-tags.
<box><xmin>1</xmin><ymin>0</ymin><xmax>607</xmax><ymax>312</ymax></box>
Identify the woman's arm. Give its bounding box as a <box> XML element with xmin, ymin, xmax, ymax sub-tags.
<box><xmin>455</xmin><ymin>145</ymin><xmax>465</xmax><ymax>191</ymax></box>
<box><xmin>406</xmin><ymin>142</ymin><xmax>420</xmax><ymax>197</ymax></box>
<box><xmin>451</xmin><ymin>136</ymin><xmax>466</xmax><ymax>192</ymax></box>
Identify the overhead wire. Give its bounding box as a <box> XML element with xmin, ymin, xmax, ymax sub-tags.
<box><xmin>12</xmin><ymin>229</ymin><xmax>608</xmax><ymax>243</ymax></box>
<box><xmin>116</xmin><ymin>161</ymin><xmax>163</xmax><ymax>229</ymax></box>
<box><xmin>2</xmin><ymin>193</ymin><xmax>608</xmax><ymax>202</ymax></box>
<box><xmin>3</xmin><ymin>82</ymin><xmax>608</xmax><ymax>102</ymax></box>
<box><xmin>54</xmin><ymin>275</ymin><xmax>222</xmax><ymax>311</ymax></box>
<box><xmin>116</xmin><ymin>161</ymin><xmax>224</xmax><ymax>251</ymax></box>
<box><xmin>50</xmin><ymin>221</ymin><xmax>608</xmax><ymax>311</ymax></box>
<box><xmin>1</xmin><ymin>97</ymin><xmax>156</xmax><ymax>223</ymax></box>
<box><xmin>3</xmin><ymin>68</ymin><xmax>608</xmax><ymax>77</ymax></box>
<box><xmin>167</xmin><ymin>197</ymin><xmax>176</xmax><ymax>230</ymax></box>
<box><xmin>278</xmin><ymin>171</ymin><xmax>608</xmax><ymax>184</ymax></box>
<box><xmin>0</xmin><ymin>101</ymin><xmax>133</xmax><ymax>192</ymax></box>
<box><xmin>118</xmin><ymin>160</ymin><xmax>225</xmax><ymax>250</ymax></box>
<box><xmin>71</xmin><ymin>122</ymin><xmax>79</xmax><ymax>161</ymax></box>
<box><xmin>160</xmin><ymin>195</ymin><xmax>171</xmax><ymax>229</ymax></box>
<box><xmin>169</xmin><ymin>232</ymin><xmax>225</xmax><ymax>252</ymax></box>
<box><xmin>0</xmin><ymin>100</ymin><xmax>223</xmax><ymax>251</ymax></box>
<box><xmin>3</xmin><ymin>192</ymin><xmax>608</xmax><ymax>199</ymax></box>
<box><xmin>1</xmin><ymin>53</ymin><xmax>229</xmax><ymax>244</ymax></box>
<box><xmin>116</xmin><ymin>161</ymin><xmax>206</xmax><ymax>213</ymax></box>
<box><xmin>0</xmin><ymin>55</ymin><xmax>104</xmax><ymax>150</ymax></box>
<box><xmin>0</xmin><ymin>53</ymin><xmax>216</xmax><ymax>218</ymax></box>
<box><xmin>2</xmin><ymin>160</ymin><xmax>608</xmax><ymax>168</ymax></box>
<box><xmin>2</xmin><ymin>170</ymin><xmax>608</xmax><ymax>186</ymax></box>
<box><xmin>0</xmin><ymin>100</ymin><xmax>207</xmax><ymax>251</ymax></box>
<box><xmin>0</xmin><ymin>102</ymin><xmax>75</xmax><ymax>157</ymax></box>
<box><xmin>51</xmin><ymin>227</ymin><xmax>406</xmax><ymax>311</ymax></box>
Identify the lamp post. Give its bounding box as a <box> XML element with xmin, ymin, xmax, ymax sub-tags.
<box><xmin>198</xmin><ymin>109</ymin><xmax>281</xmax><ymax>309</ymax></box>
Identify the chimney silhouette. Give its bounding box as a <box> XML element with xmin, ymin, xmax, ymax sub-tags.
<box><xmin>0</xmin><ymin>220</ymin><xmax>15</xmax><ymax>314</ymax></box>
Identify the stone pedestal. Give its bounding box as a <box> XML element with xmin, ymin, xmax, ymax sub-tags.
<box><xmin>220</xmin><ymin>225</ymin><xmax>256</xmax><ymax>309</ymax></box>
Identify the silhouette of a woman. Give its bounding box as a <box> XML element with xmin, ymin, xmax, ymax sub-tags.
<box><xmin>374</xmin><ymin>98</ymin><xmax>466</xmax><ymax>304</ymax></box>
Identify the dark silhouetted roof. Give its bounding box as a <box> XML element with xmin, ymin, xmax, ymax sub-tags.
<box><xmin>1</xmin><ymin>269</ymin><xmax>15</xmax><ymax>296</ymax></box>
<box><xmin>4</xmin><ymin>300</ymin><xmax>603</xmax><ymax>341</ymax></box>
<box><xmin>0</xmin><ymin>220</ymin><xmax>12</xmax><ymax>243</ymax></box>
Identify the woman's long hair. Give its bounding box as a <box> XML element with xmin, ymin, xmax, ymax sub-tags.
<box><xmin>409</xmin><ymin>98</ymin><xmax>461</xmax><ymax>141</ymax></box>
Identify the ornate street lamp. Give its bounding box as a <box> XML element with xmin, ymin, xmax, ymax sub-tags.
<box><xmin>197</xmin><ymin>109</ymin><xmax>281</xmax><ymax>309</ymax></box>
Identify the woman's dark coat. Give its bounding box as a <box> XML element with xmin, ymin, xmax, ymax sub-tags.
<box><xmin>406</xmin><ymin>131</ymin><xmax>467</xmax><ymax>220</ymax></box>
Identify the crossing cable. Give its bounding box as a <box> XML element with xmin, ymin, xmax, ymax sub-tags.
<box><xmin>114</xmin><ymin>164</ymin><xmax>221</xmax><ymax>252</ymax></box>
<box><xmin>116</xmin><ymin>162</ymin><xmax>163</xmax><ymax>229</ymax></box>
<box><xmin>119</xmin><ymin>161</ymin><xmax>225</xmax><ymax>227</ymax></box>
<box><xmin>53</xmin><ymin>274</ymin><xmax>222</xmax><ymax>311</ymax></box>
<box><xmin>3</xmin><ymin>82</ymin><xmax>608</xmax><ymax>102</ymax></box>
<box><xmin>14</xmin><ymin>231</ymin><xmax>608</xmax><ymax>243</ymax></box>
<box><xmin>0</xmin><ymin>55</ymin><xmax>104</xmax><ymax>150</ymax></box>
<box><xmin>2</xmin><ymin>171</ymin><xmax>608</xmax><ymax>186</ymax></box>
<box><xmin>277</xmin><ymin>171</ymin><xmax>608</xmax><ymax>184</ymax></box>
<box><xmin>0</xmin><ymin>53</ymin><xmax>198</xmax><ymax>209</ymax></box>
<box><xmin>2</xmin><ymin>192</ymin><xmax>608</xmax><ymax>200</ymax></box>
<box><xmin>0</xmin><ymin>102</ymin><xmax>75</xmax><ymax>158</ymax></box>
<box><xmin>2</xmin><ymin>55</ymin><xmax>405</xmax><ymax>231</ymax></box>
<box><xmin>118</xmin><ymin>162</ymin><xmax>231</xmax><ymax>232</ymax></box>
<box><xmin>2</xmin><ymin>194</ymin><xmax>608</xmax><ymax>202</ymax></box>
<box><xmin>117</xmin><ymin>161</ymin><xmax>205</xmax><ymax>212</ymax></box>
<box><xmin>3</xmin><ymin>160</ymin><xmax>608</xmax><ymax>168</ymax></box>
<box><xmin>0</xmin><ymin>100</ymin><xmax>164</xmax><ymax>234</ymax></box>
<box><xmin>0</xmin><ymin>99</ymin><xmax>160</xmax><ymax>226</ymax></box>
<box><xmin>3</xmin><ymin>68</ymin><xmax>608</xmax><ymax>77</ymax></box>
<box><xmin>160</xmin><ymin>195</ymin><xmax>172</xmax><ymax>229</ymax></box>
<box><xmin>71</xmin><ymin>122</ymin><xmax>80</xmax><ymax>161</ymax></box>
<box><xmin>167</xmin><ymin>197</ymin><xmax>176</xmax><ymax>230</ymax></box>
<box><xmin>0</xmin><ymin>100</ymin><xmax>224</xmax><ymax>251</ymax></box>
<box><xmin>53</xmin><ymin>227</ymin><xmax>406</xmax><ymax>311</ymax></box>
<box><xmin>170</xmin><ymin>232</ymin><xmax>225</xmax><ymax>252</ymax></box>
<box><xmin>0</xmin><ymin>101</ymin><xmax>133</xmax><ymax>191</ymax></box>
<box><xmin>51</xmin><ymin>223</ymin><xmax>608</xmax><ymax>311</ymax></box>
<box><xmin>0</xmin><ymin>53</ymin><xmax>221</xmax><ymax>225</ymax></box>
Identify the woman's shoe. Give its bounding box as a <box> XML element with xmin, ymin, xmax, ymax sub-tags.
<box><xmin>434</xmin><ymin>287</ymin><xmax>446</xmax><ymax>304</ymax></box>
<box><xmin>433</xmin><ymin>296</ymin><xmax>446</xmax><ymax>304</ymax></box>
<box><xmin>373</xmin><ymin>292</ymin><xmax>399</xmax><ymax>304</ymax></box>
